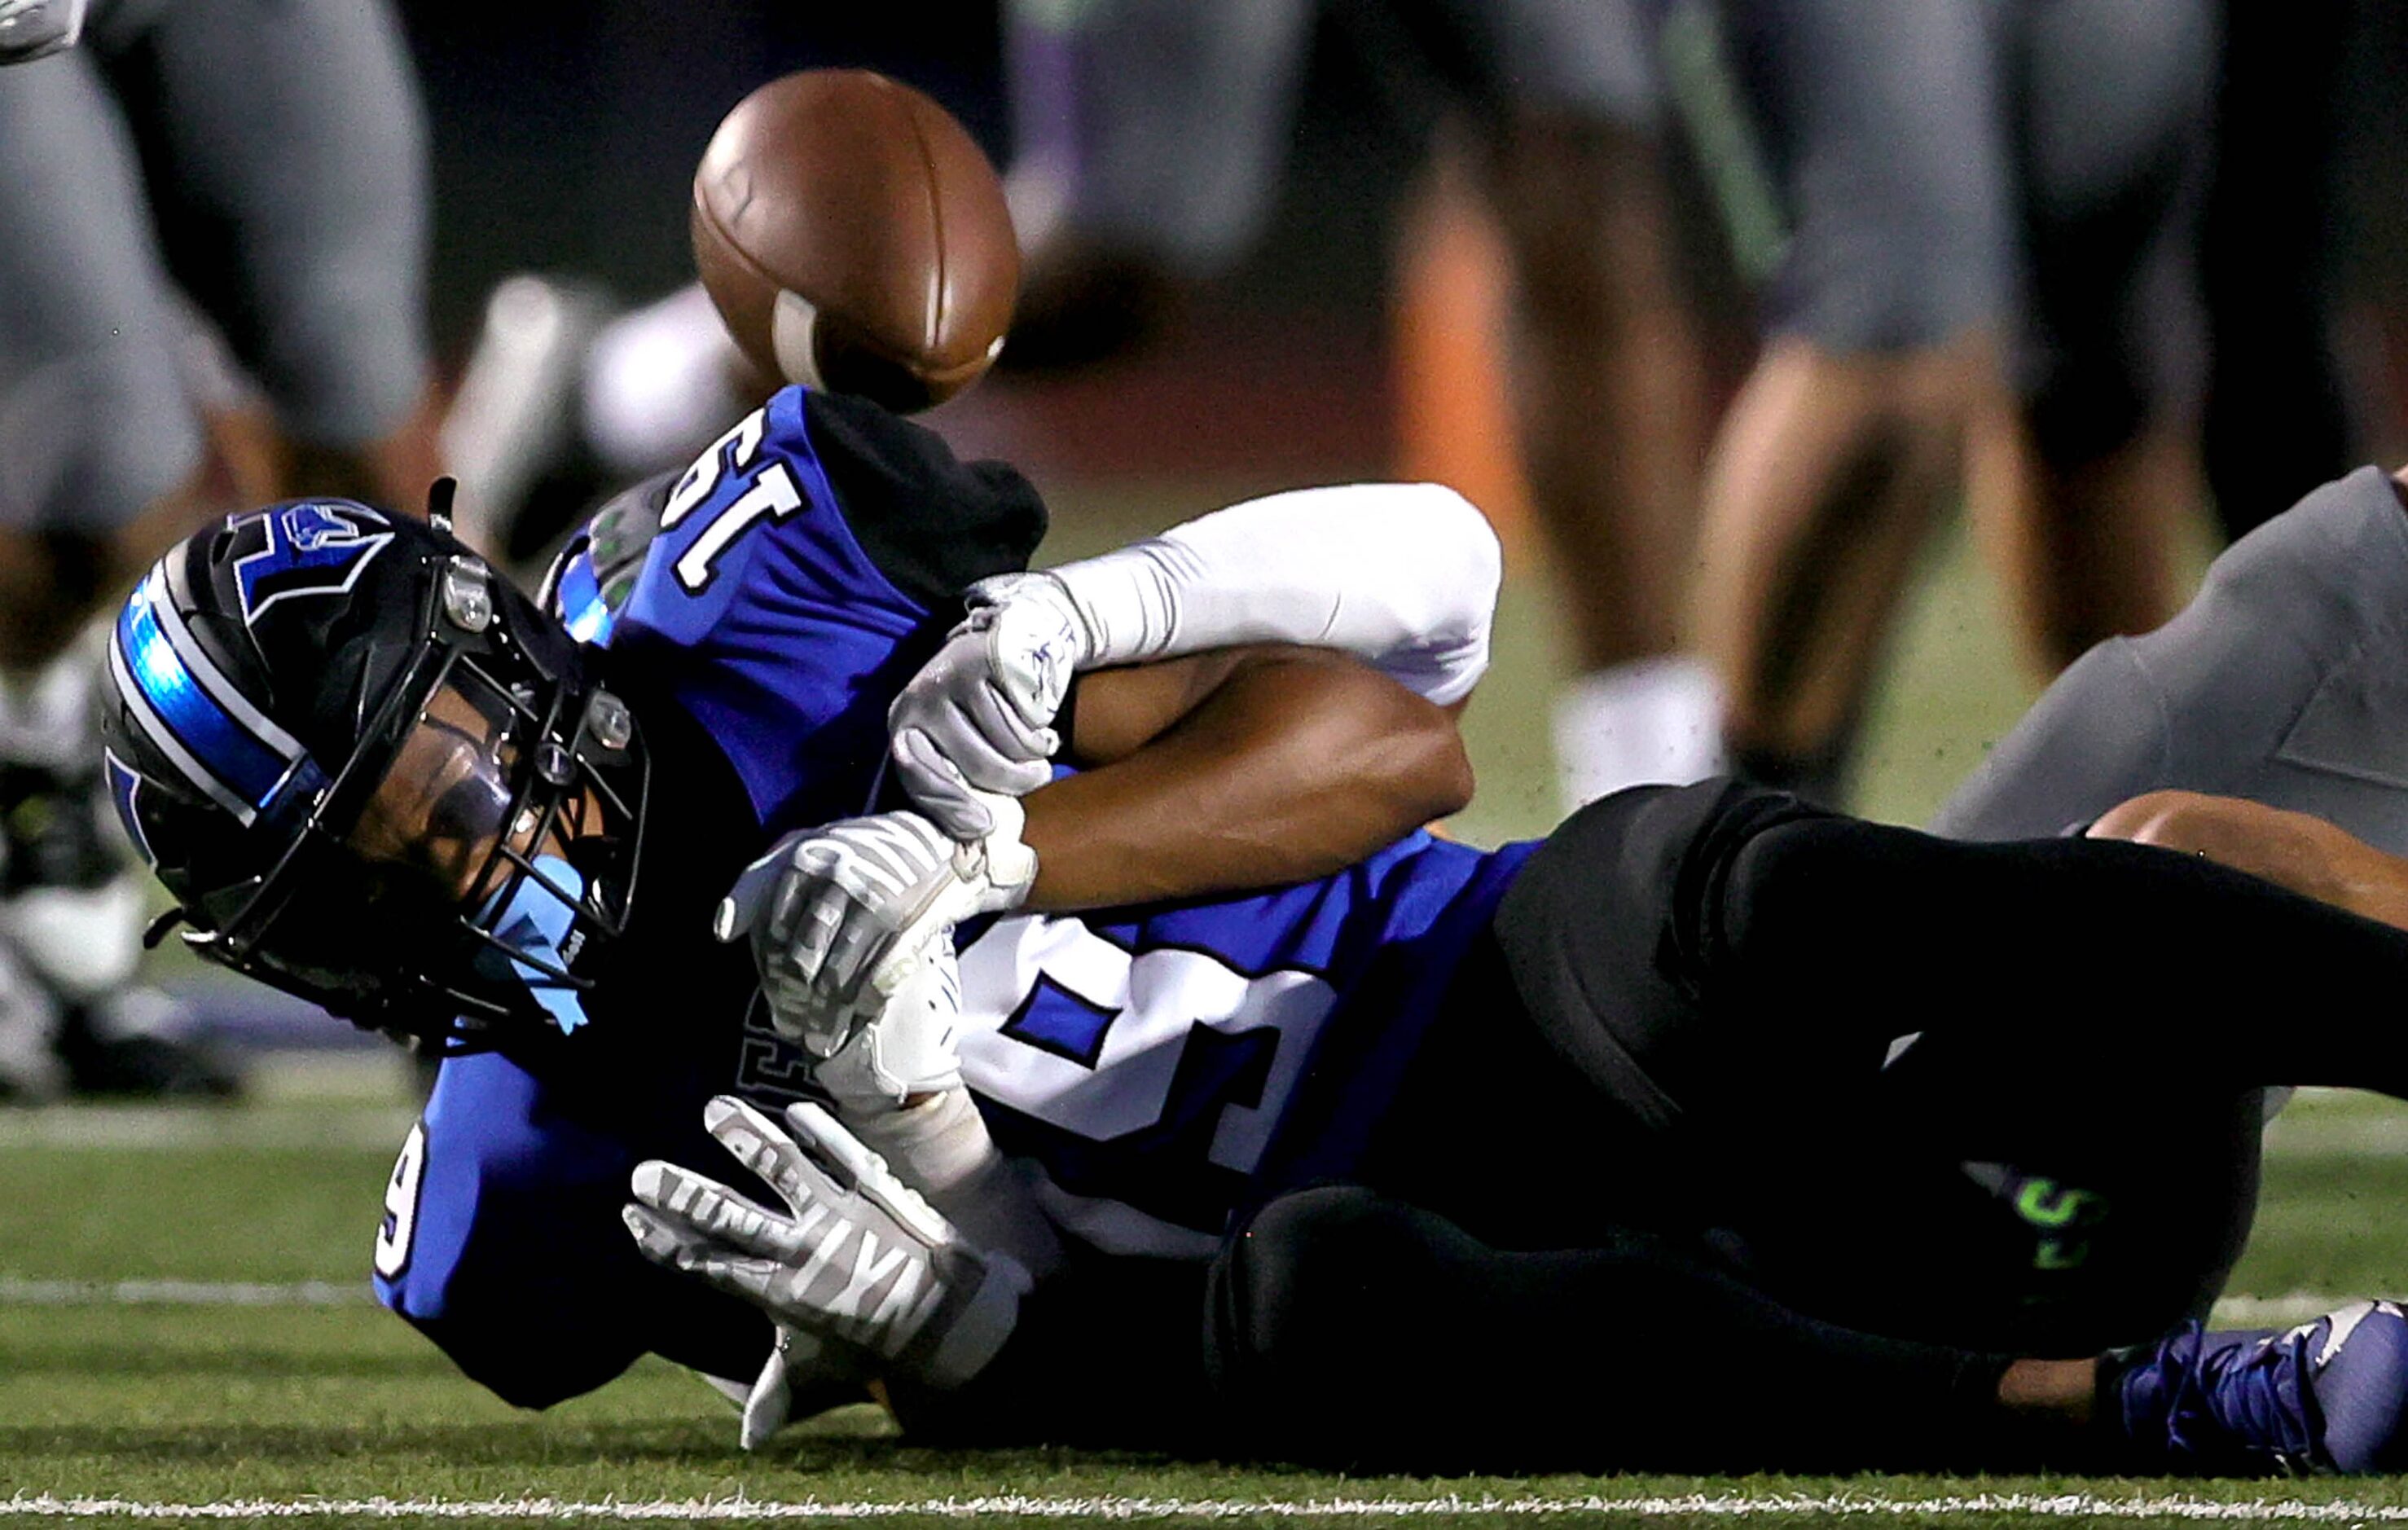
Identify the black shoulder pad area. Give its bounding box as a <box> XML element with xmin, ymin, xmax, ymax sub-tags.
<box><xmin>803</xmin><ymin>389</ymin><xmax>1049</xmax><ymax>610</ymax></box>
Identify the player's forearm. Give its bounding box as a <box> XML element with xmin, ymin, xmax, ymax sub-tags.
<box><xmin>1049</xmin><ymin>483</ymin><xmax>1501</xmax><ymax>706</ymax></box>
<box><xmin>1019</xmin><ymin>649</ymin><xmax>1473</xmax><ymax>911</ymax></box>
<box><xmin>2087</xmin><ymin>791</ymin><xmax>2408</xmax><ymax>931</ymax></box>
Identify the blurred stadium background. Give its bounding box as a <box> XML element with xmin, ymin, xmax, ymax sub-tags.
<box><xmin>20</xmin><ymin>0</ymin><xmax>2408</xmax><ymax>1518</ymax></box>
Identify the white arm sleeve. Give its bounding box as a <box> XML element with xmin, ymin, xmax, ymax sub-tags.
<box><xmin>1046</xmin><ymin>482</ymin><xmax>1501</xmax><ymax>706</ymax></box>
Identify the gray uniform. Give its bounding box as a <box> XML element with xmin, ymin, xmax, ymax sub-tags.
<box><xmin>1733</xmin><ymin>0</ymin><xmax>2215</xmax><ymax>454</ymax></box>
<box><xmin>1935</xmin><ymin>468</ymin><xmax>2408</xmax><ymax>855</ymax></box>
<box><xmin>0</xmin><ymin>0</ymin><xmax>430</xmax><ymax>531</ymax></box>
<box><xmin>1008</xmin><ymin>0</ymin><xmax>1663</xmax><ymax>275</ymax></box>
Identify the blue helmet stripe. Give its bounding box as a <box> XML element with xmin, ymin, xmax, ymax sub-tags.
<box><xmin>109</xmin><ymin>634</ymin><xmax>254</xmax><ymax>824</ymax></box>
<box><xmin>112</xmin><ymin>586</ymin><xmax>292</xmax><ymax>816</ymax></box>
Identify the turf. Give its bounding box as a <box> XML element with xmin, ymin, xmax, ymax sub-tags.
<box><xmin>8</xmin><ymin>509</ymin><xmax>2395</xmax><ymax>1524</ymax></box>
<box><xmin>7</xmin><ymin>1088</ymin><xmax>2408</xmax><ymax>1525</ymax></box>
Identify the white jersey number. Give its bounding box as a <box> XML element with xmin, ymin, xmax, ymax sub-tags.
<box><xmin>659</xmin><ymin>407</ymin><xmax>804</xmax><ymax>594</ymax></box>
<box><xmin>374</xmin><ymin>1121</ymin><xmax>428</xmax><ymax>1280</ymax></box>
<box><xmin>956</xmin><ymin>916</ymin><xmax>1335</xmax><ymax>1177</ymax></box>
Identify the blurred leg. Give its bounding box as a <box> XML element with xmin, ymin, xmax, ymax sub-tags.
<box><xmin>102</xmin><ymin>0</ymin><xmax>440</xmax><ymax>509</ymax></box>
<box><xmin>1966</xmin><ymin>411</ymin><xmax>2197</xmax><ymax>677</ymax></box>
<box><xmin>1404</xmin><ymin>0</ymin><xmax>1717</xmax><ymax>802</ymax></box>
<box><xmin>1695</xmin><ymin>334</ymin><xmax>1998</xmax><ymax>795</ymax></box>
<box><xmin>0</xmin><ymin>48</ymin><xmax>239</xmax><ymax>1100</ymax></box>
<box><xmin>1978</xmin><ymin>0</ymin><xmax>2218</xmax><ymax>676</ymax></box>
<box><xmin>1690</xmin><ymin>0</ymin><xmax>2012</xmax><ymax>804</ymax></box>
<box><xmin>0</xmin><ymin>49</ymin><xmax>212</xmax><ymax>664</ymax></box>
<box><xmin>1486</xmin><ymin>113</ymin><xmax>1720</xmax><ymax>801</ymax></box>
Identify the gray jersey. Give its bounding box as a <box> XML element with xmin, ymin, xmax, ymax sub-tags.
<box><xmin>1935</xmin><ymin>468</ymin><xmax>2408</xmax><ymax>855</ymax></box>
<box><xmin>0</xmin><ymin>0</ymin><xmax>429</xmax><ymax>531</ymax></box>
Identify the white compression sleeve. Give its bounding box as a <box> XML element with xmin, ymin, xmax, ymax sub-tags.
<box><xmin>1046</xmin><ymin>482</ymin><xmax>1501</xmax><ymax>706</ymax></box>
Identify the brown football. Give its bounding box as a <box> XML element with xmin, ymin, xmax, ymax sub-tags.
<box><xmin>692</xmin><ymin>69</ymin><xmax>1020</xmax><ymax>413</ymax></box>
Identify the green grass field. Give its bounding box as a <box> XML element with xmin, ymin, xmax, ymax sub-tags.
<box><xmin>7</xmin><ymin>506</ymin><xmax>2401</xmax><ymax>1526</ymax></box>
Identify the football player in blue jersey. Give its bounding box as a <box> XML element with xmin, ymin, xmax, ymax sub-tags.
<box><xmin>94</xmin><ymin>380</ymin><xmax>2408</xmax><ymax>1475</ymax></box>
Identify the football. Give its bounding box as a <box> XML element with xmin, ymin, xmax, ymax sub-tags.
<box><xmin>691</xmin><ymin>68</ymin><xmax>1020</xmax><ymax>414</ymax></box>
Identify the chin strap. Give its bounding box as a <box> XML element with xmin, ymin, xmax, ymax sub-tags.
<box><xmin>476</xmin><ymin>854</ymin><xmax>591</xmax><ymax>1035</ymax></box>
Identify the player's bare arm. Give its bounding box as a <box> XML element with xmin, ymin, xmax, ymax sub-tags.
<box><xmin>1024</xmin><ymin>644</ymin><xmax>1472</xmax><ymax>912</ymax></box>
<box><xmin>2088</xmin><ymin>789</ymin><xmax>2408</xmax><ymax>934</ymax></box>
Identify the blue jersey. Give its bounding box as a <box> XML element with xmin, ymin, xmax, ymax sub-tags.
<box><xmin>372</xmin><ymin>386</ymin><xmax>1532</xmax><ymax>1407</ymax></box>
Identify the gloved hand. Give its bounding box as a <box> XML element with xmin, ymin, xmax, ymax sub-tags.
<box><xmin>625</xmin><ymin>1095</ymin><xmax>1028</xmax><ymax>1392</ymax></box>
<box><xmin>0</xmin><ymin>0</ymin><xmax>85</xmax><ymax>62</ymax></box>
<box><xmin>714</xmin><ymin>806</ymin><xmax>1035</xmax><ymax>1057</ymax></box>
<box><xmin>710</xmin><ymin>1326</ymin><xmax>872</xmax><ymax>1452</ymax></box>
<box><xmin>813</xmin><ymin>940</ymin><xmax>965</xmax><ymax>1111</ymax></box>
<box><xmin>887</xmin><ymin>572</ymin><xmax>1090</xmax><ymax>840</ymax></box>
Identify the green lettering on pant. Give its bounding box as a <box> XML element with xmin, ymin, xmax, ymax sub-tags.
<box><xmin>2015</xmin><ymin>1178</ymin><xmax>2099</xmax><ymax>1229</ymax></box>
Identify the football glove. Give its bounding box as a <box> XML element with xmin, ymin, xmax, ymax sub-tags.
<box><xmin>714</xmin><ymin>805</ymin><xmax>1035</xmax><ymax>1057</ymax></box>
<box><xmin>625</xmin><ymin>1096</ymin><xmax>1027</xmax><ymax>1391</ymax></box>
<box><xmin>813</xmin><ymin>940</ymin><xmax>965</xmax><ymax>1111</ymax></box>
<box><xmin>887</xmin><ymin>572</ymin><xmax>1089</xmax><ymax>840</ymax></box>
<box><xmin>705</xmin><ymin>1327</ymin><xmax>872</xmax><ymax>1452</ymax></box>
<box><xmin>0</xmin><ymin>0</ymin><xmax>82</xmax><ymax>61</ymax></box>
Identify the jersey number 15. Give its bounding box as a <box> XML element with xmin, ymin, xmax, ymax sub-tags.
<box><xmin>659</xmin><ymin>407</ymin><xmax>803</xmax><ymax>595</ymax></box>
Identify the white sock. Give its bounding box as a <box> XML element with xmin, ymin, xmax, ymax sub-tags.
<box><xmin>1552</xmin><ymin>655</ymin><xmax>1726</xmax><ymax>813</ymax></box>
<box><xmin>0</xmin><ymin>627</ymin><xmax>143</xmax><ymax>1000</ymax></box>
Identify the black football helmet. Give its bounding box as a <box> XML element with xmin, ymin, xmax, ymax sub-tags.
<box><xmin>98</xmin><ymin>495</ymin><xmax>646</xmax><ymax>1046</ymax></box>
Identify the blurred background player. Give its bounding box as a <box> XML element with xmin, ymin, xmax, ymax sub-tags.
<box><xmin>1688</xmin><ymin>0</ymin><xmax>2217</xmax><ymax>807</ymax></box>
<box><xmin>997</xmin><ymin>0</ymin><xmax>1720</xmax><ymax>809</ymax></box>
<box><xmin>0</xmin><ymin>0</ymin><xmax>439</xmax><ymax>1098</ymax></box>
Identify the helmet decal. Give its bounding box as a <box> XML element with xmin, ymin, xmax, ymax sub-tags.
<box><xmin>109</xmin><ymin>567</ymin><xmax>314</xmax><ymax>824</ymax></box>
<box><xmin>101</xmin><ymin>746</ymin><xmax>155</xmax><ymax>869</ymax></box>
<box><xmin>234</xmin><ymin>503</ymin><xmax>398</xmax><ymax>622</ymax></box>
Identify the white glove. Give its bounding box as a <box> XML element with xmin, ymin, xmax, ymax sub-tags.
<box><xmin>813</xmin><ymin>941</ymin><xmax>965</xmax><ymax>1110</ymax></box>
<box><xmin>705</xmin><ymin>1327</ymin><xmax>870</xmax><ymax>1452</ymax></box>
<box><xmin>887</xmin><ymin>573</ymin><xmax>1089</xmax><ymax>840</ymax></box>
<box><xmin>625</xmin><ymin>1096</ymin><xmax>1028</xmax><ymax>1391</ymax></box>
<box><xmin>0</xmin><ymin>0</ymin><xmax>83</xmax><ymax>62</ymax></box>
<box><xmin>714</xmin><ymin>806</ymin><xmax>1036</xmax><ymax>1057</ymax></box>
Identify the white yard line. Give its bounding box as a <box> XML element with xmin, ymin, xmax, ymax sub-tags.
<box><xmin>0</xmin><ymin>1106</ymin><xmax>413</xmax><ymax>1152</ymax></box>
<box><xmin>0</xmin><ymin>1277</ymin><xmax>371</xmax><ymax>1307</ymax></box>
<box><xmin>0</xmin><ymin>1276</ymin><xmax>2353</xmax><ymax>1326</ymax></box>
<box><xmin>7</xmin><ymin>1493</ymin><xmax>2408</xmax><ymax>1520</ymax></box>
<box><xmin>2209</xmin><ymin>1294</ymin><xmax>2359</xmax><ymax>1327</ymax></box>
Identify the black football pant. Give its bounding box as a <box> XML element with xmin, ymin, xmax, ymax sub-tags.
<box><xmin>1473</xmin><ymin>777</ymin><xmax>2408</xmax><ymax>1354</ymax></box>
<box><xmin>1206</xmin><ymin>1183</ymin><xmax>2036</xmax><ymax>1475</ymax></box>
<box><xmin>1202</xmin><ymin>779</ymin><xmax>2408</xmax><ymax>1472</ymax></box>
